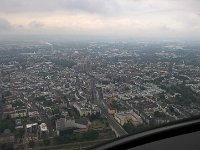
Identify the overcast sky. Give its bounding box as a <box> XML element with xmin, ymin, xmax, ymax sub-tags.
<box><xmin>0</xmin><ymin>0</ymin><xmax>200</xmax><ymax>40</ymax></box>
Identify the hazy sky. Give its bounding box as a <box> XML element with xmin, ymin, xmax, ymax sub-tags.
<box><xmin>0</xmin><ymin>0</ymin><xmax>200</xmax><ymax>40</ymax></box>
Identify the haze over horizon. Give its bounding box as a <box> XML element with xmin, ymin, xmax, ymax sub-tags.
<box><xmin>0</xmin><ymin>0</ymin><xmax>200</xmax><ymax>41</ymax></box>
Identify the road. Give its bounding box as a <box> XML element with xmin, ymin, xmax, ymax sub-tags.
<box><xmin>91</xmin><ymin>74</ymin><xmax>127</xmax><ymax>137</ymax></box>
<box><xmin>98</xmin><ymin>101</ymin><xmax>128</xmax><ymax>137</ymax></box>
<box><xmin>101</xmin><ymin>108</ymin><xmax>128</xmax><ymax>137</ymax></box>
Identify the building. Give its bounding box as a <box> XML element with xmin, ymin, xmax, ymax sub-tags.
<box><xmin>56</xmin><ymin>118</ymin><xmax>90</xmax><ymax>136</ymax></box>
<box><xmin>26</xmin><ymin>123</ymin><xmax>38</xmax><ymax>141</ymax></box>
<box><xmin>38</xmin><ymin>123</ymin><xmax>48</xmax><ymax>138</ymax></box>
<box><xmin>28</xmin><ymin>110</ymin><xmax>39</xmax><ymax>118</ymax></box>
<box><xmin>73</xmin><ymin>102</ymin><xmax>101</xmax><ymax>117</ymax></box>
<box><xmin>114</xmin><ymin>110</ymin><xmax>143</xmax><ymax>126</ymax></box>
<box><xmin>10</xmin><ymin>109</ymin><xmax>27</xmax><ymax>119</ymax></box>
<box><xmin>26</xmin><ymin>123</ymin><xmax>38</xmax><ymax>133</ymax></box>
<box><xmin>107</xmin><ymin>104</ymin><xmax>117</xmax><ymax>115</ymax></box>
<box><xmin>73</xmin><ymin>103</ymin><xmax>91</xmax><ymax>116</ymax></box>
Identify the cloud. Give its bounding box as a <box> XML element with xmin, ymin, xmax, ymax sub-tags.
<box><xmin>0</xmin><ymin>0</ymin><xmax>194</xmax><ymax>15</ymax></box>
<box><xmin>0</xmin><ymin>0</ymin><xmax>200</xmax><ymax>39</ymax></box>
<box><xmin>0</xmin><ymin>17</ymin><xmax>12</xmax><ymax>31</ymax></box>
<box><xmin>28</xmin><ymin>21</ymin><xmax>44</xmax><ymax>28</ymax></box>
<box><xmin>0</xmin><ymin>0</ymin><xmax>119</xmax><ymax>15</ymax></box>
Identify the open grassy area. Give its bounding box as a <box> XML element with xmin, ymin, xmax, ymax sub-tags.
<box><xmin>90</xmin><ymin>118</ymin><xmax>109</xmax><ymax>130</ymax></box>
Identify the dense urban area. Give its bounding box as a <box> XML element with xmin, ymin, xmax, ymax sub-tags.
<box><xmin>0</xmin><ymin>41</ymin><xmax>200</xmax><ymax>149</ymax></box>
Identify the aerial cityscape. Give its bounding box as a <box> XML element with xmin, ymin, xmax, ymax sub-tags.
<box><xmin>0</xmin><ymin>41</ymin><xmax>200</xmax><ymax>149</ymax></box>
<box><xmin>0</xmin><ymin>0</ymin><xmax>200</xmax><ymax>149</ymax></box>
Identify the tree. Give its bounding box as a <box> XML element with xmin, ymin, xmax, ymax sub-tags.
<box><xmin>29</xmin><ymin>141</ymin><xmax>35</xmax><ymax>148</ymax></box>
<box><xmin>35</xmin><ymin>96</ymin><xmax>46</xmax><ymax>101</ymax></box>
<box><xmin>89</xmin><ymin>112</ymin><xmax>101</xmax><ymax>121</ymax></box>
<box><xmin>51</xmin><ymin>59</ymin><xmax>76</xmax><ymax>68</ymax></box>
<box><xmin>83</xmin><ymin>130</ymin><xmax>99</xmax><ymax>139</ymax></box>
<box><xmin>123</xmin><ymin>122</ymin><xmax>135</xmax><ymax>134</ymax></box>
<box><xmin>12</xmin><ymin>100</ymin><xmax>25</xmax><ymax>107</ymax></box>
<box><xmin>53</xmin><ymin>136</ymin><xmax>66</xmax><ymax>145</ymax></box>
<box><xmin>0</xmin><ymin>119</ymin><xmax>15</xmax><ymax>133</ymax></box>
<box><xmin>0</xmin><ymin>143</ymin><xmax>13</xmax><ymax>150</ymax></box>
<box><xmin>43</xmin><ymin>139</ymin><xmax>51</xmax><ymax>146</ymax></box>
<box><xmin>158</xmin><ymin>92</ymin><xmax>165</xmax><ymax>100</ymax></box>
<box><xmin>15</xmin><ymin>129</ymin><xmax>24</xmax><ymax>139</ymax></box>
<box><xmin>154</xmin><ymin>111</ymin><xmax>166</xmax><ymax>118</ymax></box>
